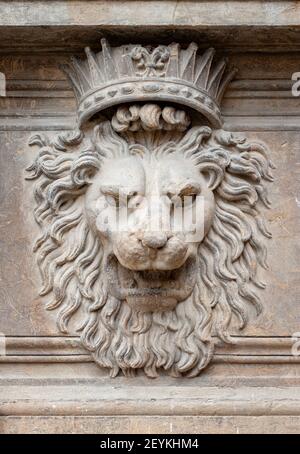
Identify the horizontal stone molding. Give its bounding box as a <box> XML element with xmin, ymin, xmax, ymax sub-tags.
<box><xmin>3</xmin><ymin>78</ymin><xmax>295</xmax><ymax>96</ymax></box>
<box><xmin>1</xmin><ymin>415</ymin><xmax>300</xmax><ymax>434</ymax></box>
<box><xmin>1</xmin><ymin>385</ymin><xmax>300</xmax><ymax>417</ymax></box>
<box><xmin>1</xmin><ymin>1</ymin><xmax>300</xmax><ymax>28</ymax></box>
<box><xmin>1</xmin><ymin>2</ymin><xmax>300</xmax><ymax>52</ymax></box>
<box><xmin>1</xmin><ymin>75</ymin><xmax>299</xmax><ymax>131</ymax></box>
<box><xmin>0</xmin><ymin>336</ymin><xmax>299</xmax><ymax>364</ymax></box>
<box><xmin>2</xmin><ymin>116</ymin><xmax>300</xmax><ymax>132</ymax></box>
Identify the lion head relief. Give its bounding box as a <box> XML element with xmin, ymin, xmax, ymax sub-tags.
<box><xmin>26</xmin><ymin>103</ymin><xmax>274</xmax><ymax>377</ymax></box>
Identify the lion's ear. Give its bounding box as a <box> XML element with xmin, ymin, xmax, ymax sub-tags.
<box><xmin>198</xmin><ymin>163</ymin><xmax>224</xmax><ymax>190</ymax></box>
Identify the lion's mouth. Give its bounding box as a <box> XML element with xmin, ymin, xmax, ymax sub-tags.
<box><xmin>105</xmin><ymin>255</ymin><xmax>197</xmax><ymax>312</ymax></box>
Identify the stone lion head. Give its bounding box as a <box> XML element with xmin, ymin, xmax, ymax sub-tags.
<box><xmin>27</xmin><ymin>103</ymin><xmax>274</xmax><ymax>377</ymax></box>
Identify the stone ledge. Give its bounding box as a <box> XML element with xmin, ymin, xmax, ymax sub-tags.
<box><xmin>1</xmin><ymin>1</ymin><xmax>300</xmax><ymax>51</ymax></box>
<box><xmin>1</xmin><ymin>1</ymin><xmax>300</xmax><ymax>27</ymax></box>
<box><xmin>2</xmin><ymin>415</ymin><xmax>300</xmax><ymax>434</ymax></box>
<box><xmin>1</xmin><ymin>336</ymin><xmax>299</xmax><ymax>363</ymax></box>
<box><xmin>1</xmin><ymin>385</ymin><xmax>300</xmax><ymax>417</ymax></box>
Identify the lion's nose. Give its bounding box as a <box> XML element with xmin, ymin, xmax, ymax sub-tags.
<box><xmin>141</xmin><ymin>232</ymin><xmax>168</xmax><ymax>249</ymax></box>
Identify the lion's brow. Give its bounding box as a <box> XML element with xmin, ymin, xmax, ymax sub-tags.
<box><xmin>100</xmin><ymin>185</ymin><xmax>137</xmax><ymax>197</ymax></box>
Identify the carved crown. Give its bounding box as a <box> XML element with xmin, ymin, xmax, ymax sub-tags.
<box><xmin>62</xmin><ymin>39</ymin><xmax>236</xmax><ymax>128</ymax></box>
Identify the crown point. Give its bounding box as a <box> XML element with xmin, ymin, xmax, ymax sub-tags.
<box><xmin>189</xmin><ymin>42</ymin><xmax>198</xmax><ymax>50</ymax></box>
<box><xmin>100</xmin><ymin>38</ymin><xmax>118</xmax><ymax>81</ymax></box>
<box><xmin>203</xmin><ymin>48</ymin><xmax>216</xmax><ymax>62</ymax></box>
<box><xmin>101</xmin><ymin>38</ymin><xmax>108</xmax><ymax>48</ymax></box>
<box><xmin>194</xmin><ymin>48</ymin><xmax>217</xmax><ymax>88</ymax></box>
<box><xmin>180</xmin><ymin>42</ymin><xmax>199</xmax><ymax>81</ymax></box>
<box><xmin>166</xmin><ymin>43</ymin><xmax>180</xmax><ymax>78</ymax></box>
<box><xmin>216</xmin><ymin>67</ymin><xmax>237</xmax><ymax>103</ymax></box>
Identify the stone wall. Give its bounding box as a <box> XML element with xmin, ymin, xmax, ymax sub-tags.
<box><xmin>0</xmin><ymin>1</ymin><xmax>300</xmax><ymax>433</ymax></box>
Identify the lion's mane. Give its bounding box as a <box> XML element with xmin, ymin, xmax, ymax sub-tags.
<box><xmin>26</xmin><ymin>104</ymin><xmax>274</xmax><ymax>377</ymax></box>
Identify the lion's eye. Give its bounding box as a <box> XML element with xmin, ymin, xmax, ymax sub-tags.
<box><xmin>168</xmin><ymin>192</ymin><xmax>198</xmax><ymax>208</ymax></box>
<box><xmin>104</xmin><ymin>191</ymin><xmax>142</xmax><ymax>209</ymax></box>
<box><xmin>127</xmin><ymin>193</ymin><xmax>143</xmax><ymax>210</ymax></box>
<box><xmin>180</xmin><ymin>193</ymin><xmax>198</xmax><ymax>207</ymax></box>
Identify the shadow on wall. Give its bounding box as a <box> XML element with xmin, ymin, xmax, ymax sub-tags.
<box><xmin>0</xmin><ymin>72</ymin><xmax>5</xmax><ymax>96</ymax></box>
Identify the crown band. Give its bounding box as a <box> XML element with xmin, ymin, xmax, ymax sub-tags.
<box><xmin>78</xmin><ymin>78</ymin><xmax>221</xmax><ymax>127</ymax></box>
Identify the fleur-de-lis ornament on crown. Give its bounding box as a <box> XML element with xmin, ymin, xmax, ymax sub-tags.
<box><xmin>130</xmin><ymin>45</ymin><xmax>171</xmax><ymax>77</ymax></box>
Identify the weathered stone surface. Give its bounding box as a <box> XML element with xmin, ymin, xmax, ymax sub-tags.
<box><xmin>2</xmin><ymin>384</ymin><xmax>300</xmax><ymax>415</ymax></box>
<box><xmin>1</xmin><ymin>1</ymin><xmax>300</xmax><ymax>51</ymax></box>
<box><xmin>2</xmin><ymin>415</ymin><xmax>300</xmax><ymax>434</ymax></box>
<box><xmin>0</xmin><ymin>0</ymin><xmax>300</xmax><ymax>434</ymax></box>
<box><xmin>1</xmin><ymin>385</ymin><xmax>300</xmax><ymax>433</ymax></box>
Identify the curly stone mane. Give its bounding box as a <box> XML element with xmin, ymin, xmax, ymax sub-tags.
<box><xmin>26</xmin><ymin>104</ymin><xmax>274</xmax><ymax>377</ymax></box>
